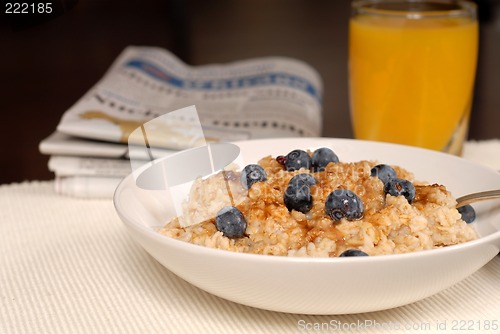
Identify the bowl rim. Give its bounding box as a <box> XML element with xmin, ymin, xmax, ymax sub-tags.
<box><xmin>114</xmin><ymin>137</ymin><xmax>500</xmax><ymax>264</ymax></box>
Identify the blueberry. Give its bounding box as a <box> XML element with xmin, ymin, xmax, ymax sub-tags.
<box><xmin>383</xmin><ymin>178</ymin><xmax>416</xmax><ymax>203</ymax></box>
<box><xmin>240</xmin><ymin>164</ymin><xmax>267</xmax><ymax>189</ymax></box>
<box><xmin>339</xmin><ymin>249</ymin><xmax>369</xmax><ymax>257</ymax></box>
<box><xmin>215</xmin><ymin>206</ymin><xmax>247</xmax><ymax>238</ymax></box>
<box><xmin>284</xmin><ymin>176</ymin><xmax>314</xmax><ymax>213</ymax></box>
<box><xmin>290</xmin><ymin>173</ymin><xmax>318</xmax><ymax>187</ymax></box>
<box><xmin>325</xmin><ymin>189</ymin><xmax>364</xmax><ymax>221</ymax></box>
<box><xmin>311</xmin><ymin>147</ymin><xmax>339</xmax><ymax>171</ymax></box>
<box><xmin>371</xmin><ymin>164</ymin><xmax>397</xmax><ymax>184</ymax></box>
<box><xmin>458</xmin><ymin>204</ymin><xmax>476</xmax><ymax>224</ymax></box>
<box><xmin>284</xmin><ymin>149</ymin><xmax>311</xmax><ymax>171</ymax></box>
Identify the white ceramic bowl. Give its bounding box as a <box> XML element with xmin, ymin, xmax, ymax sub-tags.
<box><xmin>113</xmin><ymin>138</ymin><xmax>500</xmax><ymax>315</ymax></box>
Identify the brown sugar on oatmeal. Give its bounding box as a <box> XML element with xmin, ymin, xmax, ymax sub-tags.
<box><xmin>159</xmin><ymin>150</ymin><xmax>477</xmax><ymax>257</ymax></box>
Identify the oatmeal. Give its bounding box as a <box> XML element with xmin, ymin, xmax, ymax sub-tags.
<box><xmin>159</xmin><ymin>147</ymin><xmax>477</xmax><ymax>257</ymax></box>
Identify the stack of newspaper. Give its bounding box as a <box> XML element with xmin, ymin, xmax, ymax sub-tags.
<box><xmin>39</xmin><ymin>46</ymin><xmax>323</xmax><ymax>198</ymax></box>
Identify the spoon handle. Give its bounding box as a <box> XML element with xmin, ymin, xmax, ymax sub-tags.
<box><xmin>456</xmin><ymin>189</ymin><xmax>500</xmax><ymax>208</ymax></box>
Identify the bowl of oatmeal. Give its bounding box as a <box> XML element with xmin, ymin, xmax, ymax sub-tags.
<box><xmin>114</xmin><ymin>138</ymin><xmax>500</xmax><ymax>314</ymax></box>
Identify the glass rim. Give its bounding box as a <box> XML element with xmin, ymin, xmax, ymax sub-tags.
<box><xmin>351</xmin><ymin>0</ymin><xmax>477</xmax><ymax>19</ymax></box>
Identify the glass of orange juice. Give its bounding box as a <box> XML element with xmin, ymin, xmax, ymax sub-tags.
<box><xmin>349</xmin><ymin>0</ymin><xmax>478</xmax><ymax>155</ymax></box>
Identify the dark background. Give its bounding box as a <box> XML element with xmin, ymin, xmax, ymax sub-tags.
<box><xmin>1</xmin><ymin>0</ymin><xmax>499</xmax><ymax>184</ymax></box>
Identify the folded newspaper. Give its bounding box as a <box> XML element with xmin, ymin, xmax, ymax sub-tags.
<box><xmin>39</xmin><ymin>46</ymin><xmax>323</xmax><ymax>198</ymax></box>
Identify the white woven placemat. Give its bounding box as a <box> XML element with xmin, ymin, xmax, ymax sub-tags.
<box><xmin>1</xmin><ymin>141</ymin><xmax>499</xmax><ymax>334</ymax></box>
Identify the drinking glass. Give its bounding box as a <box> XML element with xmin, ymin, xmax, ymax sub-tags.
<box><xmin>349</xmin><ymin>0</ymin><xmax>478</xmax><ymax>155</ymax></box>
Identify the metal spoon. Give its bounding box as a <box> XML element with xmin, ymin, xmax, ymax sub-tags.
<box><xmin>456</xmin><ymin>189</ymin><xmax>500</xmax><ymax>208</ymax></box>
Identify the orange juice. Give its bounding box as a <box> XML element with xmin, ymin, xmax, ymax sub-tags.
<box><xmin>349</xmin><ymin>9</ymin><xmax>478</xmax><ymax>153</ymax></box>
